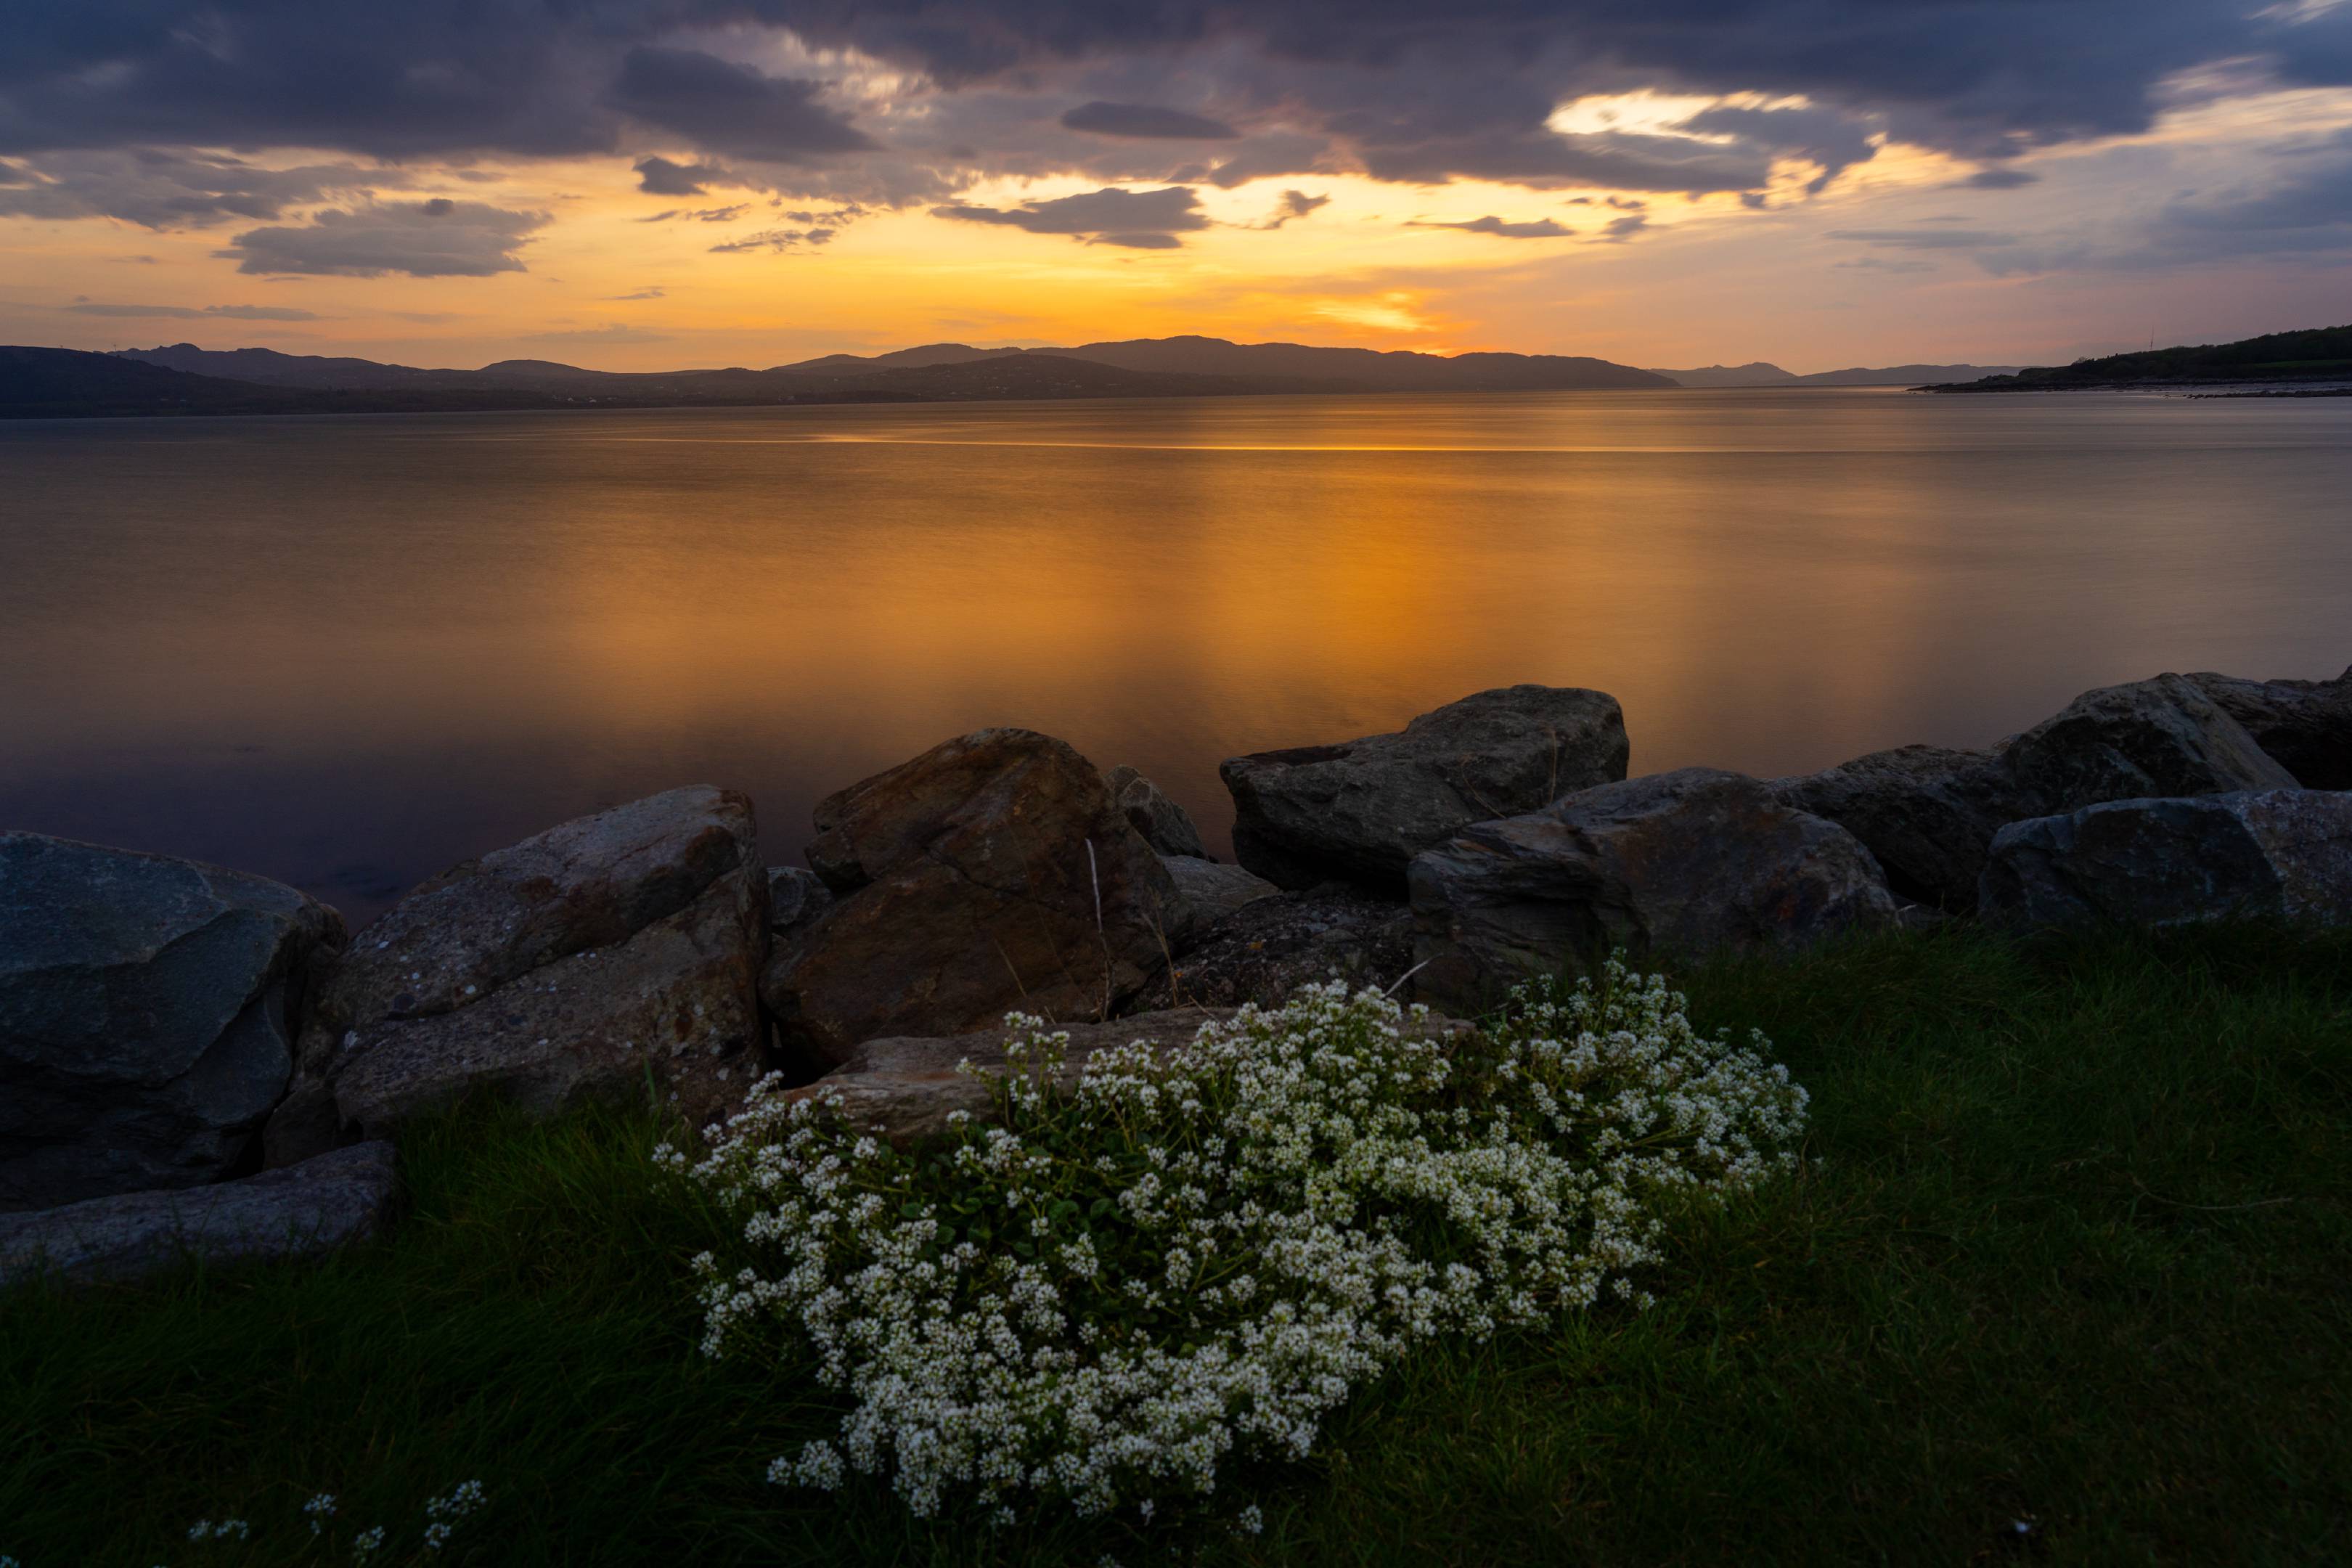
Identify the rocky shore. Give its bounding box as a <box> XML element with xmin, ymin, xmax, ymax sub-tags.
<box><xmin>4</xmin><ymin>666</ymin><xmax>2348</xmax><ymax>1283</ymax></box>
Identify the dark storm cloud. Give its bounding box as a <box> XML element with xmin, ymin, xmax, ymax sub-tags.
<box><xmin>0</xmin><ymin>150</ymin><xmax>396</xmax><ymax>229</ymax></box>
<box><xmin>219</xmin><ymin>198</ymin><xmax>550</xmax><ymax>277</ymax></box>
<box><xmin>1410</xmin><ymin>215</ymin><xmax>1574</xmax><ymax>237</ymax></box>
<box><xmin>633</xmin><ymin>156</ymin><xmax>735</xmax><ymax>196</ymax></box>
<box><xmin>605</xmin><ymin>46</ymin><xmax>877</xmax><ymax>164</ymax></box>
<box><xmin>0</xmin><ymin>0</ymin><xmax>2346</xmax><ymax>221</ymax></box>
<box><xmin>1061</xmin><ymin>102</ymin><xmax>1239</xmax><ymax>139</ymax></box>
<box><xmin>933</xmin><ymin>185</ymin><xmax>1210</xmax><ymax>247</ymax></box>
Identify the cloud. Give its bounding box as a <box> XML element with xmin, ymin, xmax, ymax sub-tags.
<box><xmin>60</xmin><ymin>301</ymin><xmax>324</xmax><ymax>320</ymax></box>
<box><xmin>632</xmin><ymin>156</ymin><xmax>734</xmax><ymax>196</ymax></box>
<box><xmin>1600</xmin><ymin>212</ymin><xmax>1650</xmax><ymax>242</ymax></box>
<box><xmin>0</xmin><ymin>150</ymin><xmax>396</xmax><ymax>229</ymax></box>
<box><xmin>1410</xmin><ymin>215</ymin><xmax>1575</xmax><ymax>238</ymax></box>
<box><xmin>1829</xmin><ymin>228</ymin><xmax>2017</xmax><ymax>250</ymax></box>
<box><xmin>2143</xmin><ymin>126</ymin><xmax>2352</xmax><ymax>259</ymax></box>
<box><xmin>634</xmin><ymin>205</ymin><xmax>749</xmax><ymax>223</ymax></box>
<box><xmin>220</xmin><ymin>198</ymin><xmax>549</xmax><ymax>277</ymax></box>
<box><xmin>1257</xmin><ymin>189</ymin><xmax>1329</xmax><ymax>229</ymax></box>
<box><xmin>1061</xmin><ymin>102</ymin><xmax>1238</xmax><ymax>139</ymax></box>
<box><xmin>1964</xmin><ymin>168</ymin><xmax>2043</xmax><ymax>189</ymax></box>
<box><xmin>606</xmin><ymin>46</ymin><xmax>876</xmax><ymax>164</ymax></box>
<box><xmin>708</xmin><ymin>226</ymin><xmax>836</xmax><ymax>253</ymax></box>
<box><xmin>933</xmin><ymin>185</ymin><xmax>1209</xmax><ymax>248</ymax></box>
<box><xmin>600</xmin><ymin>286</ymin><xmax>666</xmax><ymax>301</ymax></box>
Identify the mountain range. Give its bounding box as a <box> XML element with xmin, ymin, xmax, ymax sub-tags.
<box><xmin>1925</xmin><ymin>324</ymin><xmax>2352</xmax><ymax>391</ymax></box>
<box><xmin>0</xmin><ymin>332</ymin><xmax>2198</xmax><ymax>420</ymax></box>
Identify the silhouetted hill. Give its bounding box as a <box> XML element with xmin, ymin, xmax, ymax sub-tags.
<box><xmin>1653</xmin><ymin>362</ymin><xmax>2023</xmax><ymax>388</ymax></box>
<box><xmin>777</xmin><ymin>345</ymin><xmax>1027</xmax><ymax>375</ymax></box>
<box><xmin>1043</xmin><ymin>335</ymin><xmax>1671</xmax><ymax>391</ymax></box>
<box><xmin>1930</xmin><ymin>326</ymin><xmax>2352</xmax><ymax>391</ymax></box>
<box><xmin>7</xmin><ymin>346</ymin><xmax>1323</xmax><ymax>417</ymax></box>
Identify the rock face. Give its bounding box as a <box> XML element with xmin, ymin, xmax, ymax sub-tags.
<box><xmin>1160</xmin><ymin>854</ymin><xmax>1281</xmax><ymax>940</ymax></box>
<box><xmin>1771</xmin><ymin>745</ymin><xmax>2035</xmax><ymax>910</ymax></box>
<box><xmin>1220</xmin><ymin>686</ymin><xmax>1630</xmax><ymax>891</ymax></box>
<box><xmin>0</xmin><ymin>1142</ymin><xmax>395</xmax><ymax>1288</ymax></box>
<box><xmin>1</xmin><ymin>833</ymin><xmax>345</xmax><ymax>1213</ymax></box>
<box><xmin>2188</xmin><ymin>666</ymin><xmax>2352</xmax><ymax>789</ymax></box>
<box><xmin>1106</xmin><ymin>766</ymin><xmax>1211</xmax><ymax>859</ymax></box>
<box><xmin>1980</xmin><ymin>790</ymin><xmax>2352</xmax><ymax>931</ymax></box>
<box><xmin>1132</xmin><ymin>884</ymin><xmax>1417</xmax><ymax>1011</ymax></box>
<box><xmin>2004</xmin><ymin>673</ymin><xmax>2297</xmax><ymax>806</ymax></box>
<box><xmin>1411</xmin><ymin>768</ymin><xmax>1899</xmax><ymax>1010</ymax></box>
<box><xmin>266</xmin><ymin>788</ymin><xmax>767</xmax><ymax>1162</ymax></box>
<box><xmin>764</xmin><ymin>730</ymin><xmax>1183</xmax><ymax>1067</ymax></box>
<box><xmin>0</xmin><ymin>1141</ymin><xmax>397</xmax><ymax>1286</ymax></box>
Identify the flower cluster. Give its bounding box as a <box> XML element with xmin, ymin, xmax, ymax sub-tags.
<box><xmin>664</xmin><ymin>963</ymin><xmax>1807</xmax><ymax>1521</ymax></box>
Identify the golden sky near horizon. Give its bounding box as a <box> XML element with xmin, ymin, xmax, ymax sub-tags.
<box><xmin>5</xmin><ymin>9</ymin><xmax>2352</xmax><ymax>375</ymax></box>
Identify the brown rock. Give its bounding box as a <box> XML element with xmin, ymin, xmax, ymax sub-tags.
<box><xmin>1106</xmin><ymin>765</ymin><xmax>1212</xmax><ymax>859</ymax></box>
<box><xmin>766</xmin><ymin>730</ymin><xmax>1183</xmax><ymax>1066</ymax></box>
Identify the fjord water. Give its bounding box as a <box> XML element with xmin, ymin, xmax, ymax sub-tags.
<box><xmin>3</xmin><ymin>387</ymin><xmax>2348</xmax><ymax>922</ymax></box>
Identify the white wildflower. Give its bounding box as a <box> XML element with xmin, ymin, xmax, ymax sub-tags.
<box><xmin>672</xmin><ymin>962</ymin><xmax>1804</xmax><ymax>1522</ymax></box>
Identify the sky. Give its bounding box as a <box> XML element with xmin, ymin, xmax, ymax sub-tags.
<box><xmin>3</xmin><ymin>1</ymin><xmax>2351</xmax><ymax>374</ymax></box>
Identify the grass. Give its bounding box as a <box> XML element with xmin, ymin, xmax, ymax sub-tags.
<box><xmin>5</xmin><ymin>923</ymin><xmax>2349</xmax><ymax>1565</ymax></box>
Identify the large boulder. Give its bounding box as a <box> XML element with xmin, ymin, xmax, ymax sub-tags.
<box><xmin>1106</xmin><ymin>766</ymin><xmax>1211</xmax><ymax>859</ymax></box>
<box><xmin>1771</xmin><ymin>745</ymin><xmax>2037</xmax><ymax>911</ymax></box>
<box><xmin>2188</xmin><ymin>666</ymin><xmax>2352</xmax><ymax>789</ymax></box>
<box><xmin>764</xmin><ymin>730</ymin><xmax>1183</xmax><ymax>1067</ymax></box>
<box><xmin>1410</xmin><ymin>768</ymin><xmax>1899</xmax><ymax>1011</ymax></box>
<box><xmin>1980</xmin><ymin>790</ymin><xmax>2352</xmax><ymax>931</ymax></box>
<box><xmin>1</xmin><ymin>833</ymin><xmax>344</xmax><ymax>1212</ymax></box>
<box><xmin>0</xmin><ymin>1141</ymin><xmax>396</xmax><ymax>1287</ymax></box>
<box><xmin>2004</xmin><ymin>673</ymin><xmax>2296</xmax><ymax>806</ymax></box>
<box><xmin>1133</xmin><ymin>883</ymin><xmax>1416</xmax><ymax>1011</ymax></box>
<box><xmin>1220</xmin><ymin>686</ymin><xmax>1630</xmax><ymax>891</ymax></box>
<box><xmin>265</xmin><ymin>787</ymin><xmax>767</xmax><ymax>1162</ymax></box>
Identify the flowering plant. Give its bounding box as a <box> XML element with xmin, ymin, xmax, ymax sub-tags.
<box><xmin>663</xmin><ymin>962</ymin><xmax>1807</xmax><ymax>1522</ymax></box>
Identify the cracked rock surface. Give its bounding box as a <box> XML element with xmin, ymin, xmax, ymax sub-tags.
<box><xmin>265</xmin><ymin>787</ymin><xmax>767</xmax><ymax>1162</ymax></box>
<box><xmin>765</xmin><ymin>729</ymin><xmax>1183</xmax><ymax>1068</ymax></box>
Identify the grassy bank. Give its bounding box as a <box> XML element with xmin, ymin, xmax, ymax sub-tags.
<box><xmin>6</xmin><ymin>926</ymin><xmax>2348</xmax><ymax>1565</ymax></box>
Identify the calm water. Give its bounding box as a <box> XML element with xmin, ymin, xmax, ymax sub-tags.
<box><xmin>3</xmin><ymin>388</ymin><xmax>2348</xmax><ymax>923</ymax></box>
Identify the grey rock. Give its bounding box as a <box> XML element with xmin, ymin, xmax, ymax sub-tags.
<box><xmin>1106</xmin><ymin>766</ymin><xmax>1211</xmax><ymax>859</ymax></box>
<box><xmin>2188</xmin><ymin>666</ymin><xmax>2352</xmax><ymax>789</ymax></box>
<box><xmin>1411</xmin><ymin>768</ymin><xmax>1900</xmax><ymax>1012</ymax></box>
<box><xmin>783</xmin><ymin>1006</ymin><xmax>1469</xmax><ymax>1146</ymax></box>
<box><xmin>1771</xmin><ymin>745</ymin><xmax>2037</xmax><ymax>910</ymax></box>
<box><xmin>267</xmin><ymin>788</ymin><xmax>767</xmax><ymax>1162</ymax></box>
<box><xmin>0</xmin><ymin>1141</ymin><xmax>396</xmax><ymax>1287</ymax></box>
<box><xmin>1220</xmin><ymin>685</ymin><xmax>1630</xmax><ymax>891</ymax></box>
<box><xmin>1160</xmin><ymin>854</ymin><xmax>1280</xmax><ymax>942</ymax></box>
<box><xmin>2004</xmin><ymin>673</ymin><xmax>2296</xmax><ymax>807</ymax></box>
<box><xmin>767</xmin><ymin>866</ymin><xmax>833</xmax><ymax>933</ymax></box>
<box><xmin>1980</xmin><ymin>790</ymin><xmax>2352</xmax><ymax>931</ymax></box>
<box><xmin>1132</xmin><ymin>883</ymin><xmax>1416</xmax><ymax>1011</ymax></box>
<box><xmin>766</xmin><ymin>730</ymin><xmax>1184</xmax><ymax>1066</ymax></box>
<box><xmin>1</xmin><ymin>833</ymin><xmax>344</xmax><ymax>1212</ymax></box>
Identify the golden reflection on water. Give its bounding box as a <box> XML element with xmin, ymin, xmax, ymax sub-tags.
<box><xmin>2</xmin><ymin>388</ymin><xmax>2348</xmax><ymax>919</ymax></box>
